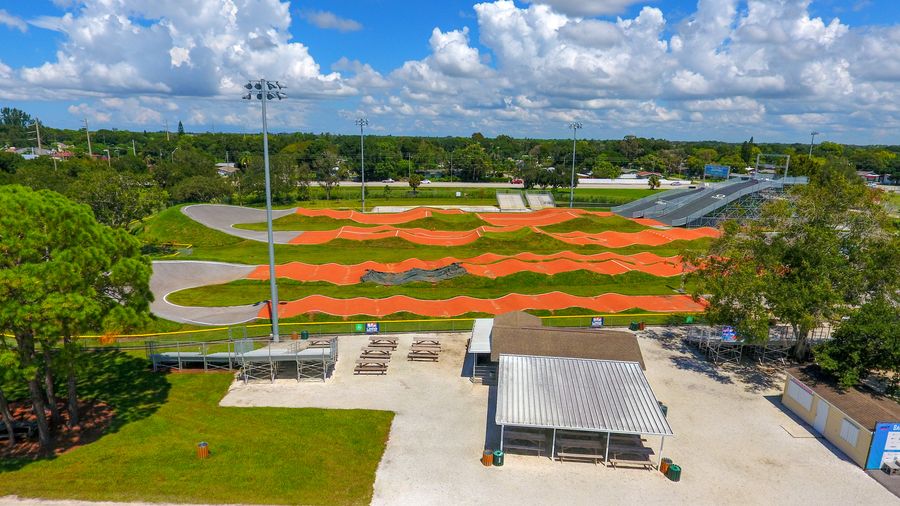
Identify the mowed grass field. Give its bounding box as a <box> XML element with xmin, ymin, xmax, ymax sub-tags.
<box><xmin>0</xmin><ymin>353</ymin><xmax>393</xmax><ymax>505</ymax></box>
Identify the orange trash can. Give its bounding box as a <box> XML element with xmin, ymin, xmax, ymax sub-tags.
<box><xmin>482</xmin><ymin>450</ymin><xmax>493</xmax><ymax>466</ymax></box>
<box><xmin>197</xmin><ymin>441</ymin><xmax>209</xmax><ymax>459</ymax></box>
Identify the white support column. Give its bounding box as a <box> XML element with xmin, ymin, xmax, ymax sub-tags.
<box><xmin>604</xmin><ymin>431</ymin><xmax>611</xmax><ymax>466</ymax></box>
<box><xmin>551</xmin><ymin>428</ymin><xmax>557</xmax><ymax>461</ymax></box>
<box><xmin>658</xmin><ymin>436</ymin><xmax>666</xmax><ymax>469</ymax></box>
<box><xmin>500</xmin><ymin>425</ymin><xmax>504</xmax><ymax>452</ymax></box>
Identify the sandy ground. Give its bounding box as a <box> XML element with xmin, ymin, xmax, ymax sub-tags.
<box><xmin>181</xmin><ymin>205</ymin><xmax>300</xmax><ymax>244</ymax></box>
<box><xmin>149</xmin><ymin>261</ymin><xmax>260</xmax><ymax>325</ymax></box>
<box><xmin>218</xmin><ymin>329</ymin><xmax>897</xmax><ymax>506</ymax></box>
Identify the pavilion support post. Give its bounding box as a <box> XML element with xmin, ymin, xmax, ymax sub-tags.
<box><xmin>604</xmin><ymin>431</ymin><xmax>611</xmax><ymax>466</ymax></box>
<box><xmin>177</xmin><ymin>342</ymin><xmax>182</xmax><ymax>370</ymax></box>
<box><xmin>658</xmin><ymin>436</ymin><xmax>666</xmax><ymax>469</ymax></box>
<box><xmin>500</xmin><ymin>425</ymin><xmax>504</xmax><ymax>452</ymax></box>
<box><xmin>551</xmin><ymin>428</ymin><xmax>557</xmax><ymax>461</ymax></box>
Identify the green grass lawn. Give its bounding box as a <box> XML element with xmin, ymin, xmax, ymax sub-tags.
<box><xmin>536</xmin><ymin>215</ymin><xmax>649</xmax><ymax>233</ymax></box>
<box><xmin>0</xmin><ymin>352</ymin><xmax>393</xmax><ymax>505</ymax></box>
<box><xmin>234</xmin><ymin>211</ymin><xmax>490</xmax><ymax>231</ymax></box>
<box><xmin>167</xmin><ymin>270</ymin><xmax>691</xmax><ymax>307</ymax></box>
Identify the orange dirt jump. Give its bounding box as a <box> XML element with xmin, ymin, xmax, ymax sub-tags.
<box><xmin>293</xmin><ymin>207</ymin><xmax>650</xmax><ymax>227</ymax></box>
<box><xmin>258</xmin><ymin>293</ymin><xmax>706</xmax><ymax>319</ymax></box>
<box><xmin>247</xmin><ymin>251</ymin><xmax>688</xmax><ymax>285</ymax></box>
<box><xmin>289</xmin><ymin>224</ymin><xmax>718</xmax><ymax>247</ymax></box>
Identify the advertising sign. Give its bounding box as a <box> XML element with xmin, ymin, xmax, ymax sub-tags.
<box><xmin>354</xmin><ymin>323</ymin><xmax>365</xmax><ymax>332</ymax></box>
<box><xmin>365</xmin><ymin>322</ymin><xmax>380</xmax><ymax>334</ymax></box>
<box><xmin>721</xmin><ymin>326</ymin><xmax>736</xmax><ymax>341</ymax></box>
<box><xmin>591</xmin><ymin>317</ymin><xmax>605</xmax><ymax>328</ymax></box>
<box><xmin>704</xmin><ymin>164</ymin><xmax>731</xmax><ymax>179</ymax></box>
<box><xmin>866</xmin><ymin>422</ymin><xmax>900</xmax><ymax>469</ymax></box>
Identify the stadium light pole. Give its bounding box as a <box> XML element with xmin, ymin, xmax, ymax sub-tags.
<box><xmin>243</xmin><ymin>78</ymin><xmax>287</xmax><ymax>342</ymax></box>
<box><xmin>355</xmin><ymin>118</ymin><xmax>369</xmax><ymax>212</ymax></box>
<box><xmin>808</xmin><ymin>131</ymin><xmax>820</xmax><ymax>157</ymax></box>
<box><xmin>568</xmin><ymin>121</ymin><xmax>582</xmax><ymax>208</ymax></box>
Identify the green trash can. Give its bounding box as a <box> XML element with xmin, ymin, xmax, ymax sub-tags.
<box><xmin>300</xmin><ymin>330</ymin><xmax>309</xmax><ymax>340</ymax></box>
<box><xmin>629</xmin><ymin>321</ymin><xmax>638</xmax><ymax>331</ymax></box>
<box><xmin>493</xmin><ymin>450</ymin><xmax>504</xmax><ymax>467</ymax></box>
<box><xmin>667</xmin><ymin>464</ymin><xmax>681</xmax><ymax>482</ymax></box>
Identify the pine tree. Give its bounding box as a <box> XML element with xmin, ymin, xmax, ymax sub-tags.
<box><xmin>177</xmin><ymin>120</ymin><xmax>185</xmax><ymax>136</ymax></box>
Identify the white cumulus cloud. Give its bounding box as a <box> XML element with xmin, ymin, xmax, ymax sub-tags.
<box><xmin>300</xmin><ymin>10</ymin><xmax>362</xmax><ymax>32</ymax></box>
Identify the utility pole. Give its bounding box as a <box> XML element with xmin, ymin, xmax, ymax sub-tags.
<box><xmin>408</xmin><ymin>153</ymin><xmax>412</xmax><ymax>180</ymax></box>
<box><xmin>165</xmin><ymin>120</ymin><xmax>170</xmax><ymax>142</ymax></box>
<box><xmin>809</xmin><ymin>131</ymin><xmax>820</xmax><ymax>157</ymax></box>
<box><xmin>132</xmin><ymin>139</ymin><xmax>136</xmax><ymax>156</ymax></box>
<box><xmin>30</xmin><ymin>119</ymin><xmax>42</xmax><ymax>152</ymax></box>
<box><xmin>83</xmin><ymin>118</ymin><xmax>92</xmax><ymax>157</ymax></box>
<box><xmin>568</xmin><ymin>122</ymin><xmax>582</xmax><ymax>208</ymax></box>
<box><xmin>243</xmin><ymin>79</ymin><xmax>287</xmax><ymax>341</ymax></box>
<box><xmin>355</xmin><ymin>118</ymin><xmax>369</xmax><ymax>212</ymax></box>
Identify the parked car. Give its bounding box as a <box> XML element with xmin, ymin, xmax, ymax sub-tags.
<box><xmin>510</xmin><ymin>178</ymin><xmax>524</xmax><ymax>184</ymax></box>
<box><xmin>421</xmin><ymin>179</ymin><xmax>432</xmax><ymax>184</ymax></box>
<box><xmin>670</xmin><ymin>181</ymin><xmax>682</xmax><ymax>186</ymax></box>
<box><xmin>382</xmin><ymin>178</ymin><xmax>395</xmax><ymax>183</ymax></box>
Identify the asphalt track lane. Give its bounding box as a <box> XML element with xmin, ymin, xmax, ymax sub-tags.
<box><xmin>182</xmin><ymin>204</ymin><xmax>302</xmax><ymax>243</ymax></box>
<box><xmin>150</xmin><ymin>261</ymin><xmax>261</xmax><ymax>325</ymax></box>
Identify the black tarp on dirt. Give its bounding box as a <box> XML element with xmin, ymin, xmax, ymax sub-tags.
<box><xmin>361</xmin><ymin>263</ymin><xmax>468</xmax><ymax>285</ymax></box>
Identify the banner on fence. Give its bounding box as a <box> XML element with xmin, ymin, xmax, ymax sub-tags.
<box><xmin>591</xmin><ymin>317</ymin><xmax>605</xmax><ymax>328</ymax></box>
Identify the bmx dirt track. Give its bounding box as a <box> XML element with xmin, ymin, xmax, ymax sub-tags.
<box><xmin>247</xmin><ymin>251</ymin><xmax>687</xmax><ymax>284</ymax></box>
<box><xmin>289</xmin><ymin>224</ymin><xmax>718</xmax><ymax>247</ymax></box>
<box><xmin>259</xmin><ymin>293</ymin><xmax>706</xmax><ymax>319</ymax></box>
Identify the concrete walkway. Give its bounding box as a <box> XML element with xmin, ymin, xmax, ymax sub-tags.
<box><xmin>150</xmin><ymin>261</ymin><xmax>261</xmax><ymax>325</ymax></box>
<box><xmin>181</xmin><ymin>205</ymin><xmax>301</xmax><ymax>244</ymax></box>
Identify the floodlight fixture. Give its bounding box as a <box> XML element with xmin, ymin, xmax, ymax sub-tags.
<box><xmin>568</xmin><ymin>121</ymin><xmax>583</xmax><ymax>208</ymax></box>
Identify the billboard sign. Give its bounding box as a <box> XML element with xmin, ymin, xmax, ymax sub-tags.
<box><xmin>591</xmin><ymin>317</ymin><xmax>605</xmax><ymax>328</ymax></box>
<box><xmin>704</xmin><ymin>164</ymin><xmax>731</xmax><ymax>179</ymax></box>
<box><xmin>365</xmin><ymin>322</ymin><xmax>380</xmax><ymax>334</ymax></box>
<box><xmin>866</xmin><ymin>422</ymin><xmax>900</xmax><ymax>469</ymax></box>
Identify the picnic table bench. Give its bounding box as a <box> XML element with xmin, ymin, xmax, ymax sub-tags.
<box><xmin>606</xmin><ymin>444</ymin><xmax>654</xmax><ymax>470</ymax></box>
<box><xmin>360</xmin><ymin>347</ymin><xmax>392</xmax><ymax>358</ymax></box>
<box><xmin>367</xmin><ymin>338</ymin><xmax>398</xmax><ymax>350</ymax></box>
<box><xmin>354</xmin><ymin>357</ymin><xmax>389</xmax><ymax>375</ymax></box>
<box><xmin>407</xmin><ymin>349</ymin><xmax>440</xmax><ymax>362</ymax></box>
<box><xmin>411</xmin><ymin>342</ymin><xmax>442</xmax><ymax>351</ymax></box>
<box><xmin>555</xmin><ymin>437</ymin><xmax>607</xmax><ymax>464</ymax></box>
<box><xmin>504</xmin><ymin>429</ymin><xmax>548</xmax><ymax>455</ymax></box>
<box><xmin>413</xmin><ymin>337</ymin><xmax>442</xmax><ymax>346</ymax></box>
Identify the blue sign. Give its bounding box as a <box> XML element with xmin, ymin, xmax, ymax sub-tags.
<box><xmin>704</xmin><ymin>164</ymin><xmax>731</xmax><ymax>179</ymax></box>
<box><xmin>365</xmin><ymin>322</ymin><xmax>380</xmax><ymax>334</ymax></box>
<box><xmin>866</xmin><ymin>422</ymin><xmax>900</xmax><ymax>469</ymax></box>
<box><xmin>591</xmin><ymin>317</ymin><xmax>605</xmax><ymax>328</ymax></box>
<box><xmin>721</xmin><ymin>326</ymin><xmax>736</xmax><ymax>341</ymax></box>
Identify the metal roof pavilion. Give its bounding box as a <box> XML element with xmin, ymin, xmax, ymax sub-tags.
<box><xmin>467</xmin><ymin>318</ymin><xmax>494</xmax><ymax>354</ymax></box>
<box><xmin>496</xmin><ymin>354</ymin><xmax>673</xmax><ymax>436</ymax></box>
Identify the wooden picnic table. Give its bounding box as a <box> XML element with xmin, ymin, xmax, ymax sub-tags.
<box><xmin>360</xmin><ymin>347</ymin><xmax>392</xmax><ymax>357</ymax></box>
<box><xmin>504</xmin><ymin>429</ymin><xmax>548</xmax><ymax>455</ymax></box>
<box><xmin>412</xmin><ymin>337</ymin><xmax>442</xmax><ymax>346</ymax></box>
<box><xmin>407</xmin><ymin>349</ymin><xmax>440</xmax><ymax>362</ymax></box>
<box><xmin>367</xmin><ymin>338</ymin><xmax>398</xmax><ymax>349</ymax></box>
<box><xmin>555</xmin><ymin>437</ymin><xmax>606</xmax><ymax>464</ymax></box>
<box><xmin>410</xmin><ymin>343</ymin><xmax>441</xmax><ymax>351</ymax></box>
<box><xmin>355</xmin><ymin>358</ymin><xmax>390</xmax><ymax>364</ymax></box>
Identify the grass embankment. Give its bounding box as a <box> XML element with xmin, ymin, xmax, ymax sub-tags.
<box><xmin>235</xmin><ymin>211</ymin><xmax>489</xmax><ymax>231</ymax></box>
<box><xmin>234</xmin><ymin>211</ymin><xmax>650</xmax><ymax>233</ymax></box>
<box><xmin>168</xmin><ymin>271</ymin><xmax>692</xmax><ymax>307</ymax></box>
<box><xmin>141</xmin><ymin>206</ymin><xmax>711</xmax><ymax>265</ymax></box>
<box><xmin>0</xmin><ymin>352</ymin><xmax>393</xmax><ymax>505</ymax></box>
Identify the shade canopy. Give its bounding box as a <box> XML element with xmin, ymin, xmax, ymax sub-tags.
<box><xmin>496</xmin><ymin>354</ymin><xmax>673</xmax><ymax>436</ymax></box>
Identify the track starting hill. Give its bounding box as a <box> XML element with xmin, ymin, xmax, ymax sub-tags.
<box><xmin>613</xmin><ymin>176</ymin><xmax>808</xmax><ymax>227</ymax></box>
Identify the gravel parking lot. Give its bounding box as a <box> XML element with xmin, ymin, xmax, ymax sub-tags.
<box><xmin>220</xmin><ymin>329</ymin><xmax>896</xmax><ymax>505</ymax></box>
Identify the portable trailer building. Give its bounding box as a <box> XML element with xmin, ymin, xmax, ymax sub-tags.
<box><xmin>782</xmin><ymin>366</ymin><xmax>900</xmax><ymax>470</ymax></box>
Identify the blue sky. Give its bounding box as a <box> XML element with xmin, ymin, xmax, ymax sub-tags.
<box><xmin>1</xmin><ymin>1</ymin><xmax>899</xmax><ymax>144</ymax></box>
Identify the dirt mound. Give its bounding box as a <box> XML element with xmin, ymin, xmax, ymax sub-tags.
<box><xmin>360</xmin><ymin>263</ymin><xmax>468</xmax><ymax>285</ymax></box>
